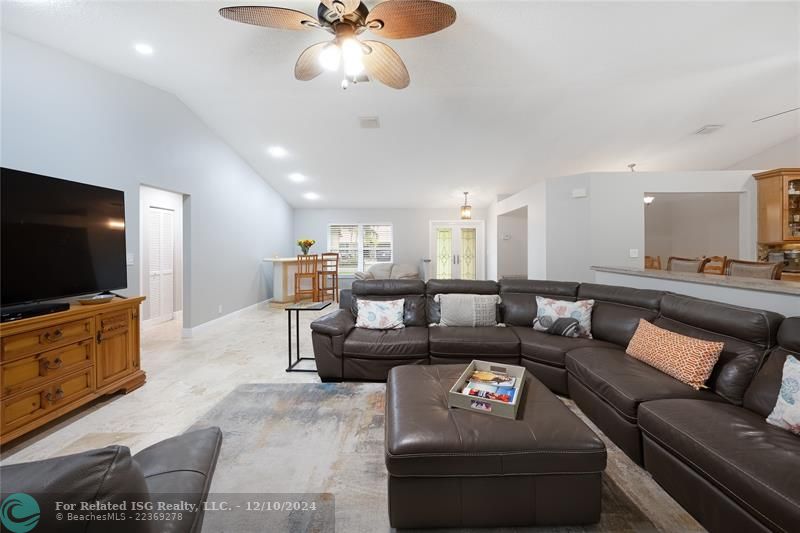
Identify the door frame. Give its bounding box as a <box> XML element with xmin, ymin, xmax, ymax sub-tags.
<box><xmin>428</xmin><ymin>220</ymin><xmax>486</xmax><ymax>280</ymax></box>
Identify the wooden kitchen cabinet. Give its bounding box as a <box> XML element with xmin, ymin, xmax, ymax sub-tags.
<box><xmin>755</xmin><ymin>168</ymin><xmax>800</xmax><ymax>243</ymax></box>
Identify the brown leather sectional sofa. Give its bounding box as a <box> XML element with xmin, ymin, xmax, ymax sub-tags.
<box><xmin>310</xmin><ymin>279</ymin><xmax>800</xmax><ymax>533</ymax></box>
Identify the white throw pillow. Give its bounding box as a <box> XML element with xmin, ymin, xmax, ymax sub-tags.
<box><xmin>533</xmin><ymin>296</ymin><xmax>595</xmax><ymax>338</ymax></box>
<box><xmin>766</xmin><ymin>355</ymin><xmax>800</xmax><ymax>435</ymax></box>
<box><xmin>355</xmin><ymin>299</ymin><xmax>405</xmax><ymax>330</ymax></box>
<box><xmin>434</xmin><ymin>293</ymin><xmax>502</xmax><ymax>327</ymax></box>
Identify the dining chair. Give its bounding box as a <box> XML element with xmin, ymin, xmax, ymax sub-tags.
<box><xmin>702</xmin><ymin>256</ymin><xmax>727</xmax><ymax>275</ymax></box>
<box><xmin>666</xmin><ymin>256</ymin><xmax>710</xmax><ymax>273</ymax></box>
<box><xmin>294</xmin><ymin>254</ymin><xmax>318</xmax><ymax>303</ymax></box>
<box><xmin>724</xmin><ymin>259</ymin><xmax>783</xmax><ymax>280</ymax></box>
<box><xmin>317</xmin><ymin>253</ymin><xmax>340</xmax><ymax>303</ymax></box>
<box><xmin>644</xmin><ymin>256</ymin><xmax>662</xmax><ymax>270</ymax></box>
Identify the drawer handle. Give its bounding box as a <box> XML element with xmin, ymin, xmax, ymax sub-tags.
<box><xmin>44</xmin><ymin>388</ymin><xmax>64</xmax><ymax>402</ymax></box>
<box><xmin>44</xmin><ymin>329</ymin><xmax>63</xmax><ymax>342</ymax></box>
<box><xmin>40</xmin><ymin>357</ymin><xmax>63</xmax><ymax>372</ymax></box>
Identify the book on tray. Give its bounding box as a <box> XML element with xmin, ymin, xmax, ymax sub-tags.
<box><xmin>460</xmin><ymin>369</ymin><xmax>517</xmax><ymax>404</ymax></box>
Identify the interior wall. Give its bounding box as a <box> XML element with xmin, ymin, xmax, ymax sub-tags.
<box><xmin>140</xmin><ymin>185</ymin><xmax>184</xmax><ymax>322</ymax></box>
<box><xmin>644</xmin><ymin>192</ymin><xmax>741</xmax><ymax>262</ymax></box>
<box><xmin>488</xmin><ymin>170</ymin><xmax>755</xmax><ymax>283</ymax></box>
<box><xmin>1</xmin><ymin>34</ymin><xmax>293</xmax><ymax>328</ymax></box>
<box><xmin>293</xmin><ymin>207</ymin><xmax>487</xmax><ymax>282</ymax></box>
<box><xmin>726</xmin><ymin>135</ymin><xmax>800</xmax><ymax>170</ymax></box>
<box><xmin>497</xmin><ymin>207</ymin><xmax>528</xmax><ymax>278</ymax></box>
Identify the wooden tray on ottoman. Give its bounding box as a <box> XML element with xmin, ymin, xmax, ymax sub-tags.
<box><xmin>447</xmin><ymin>359</ymin><xmax>526</xmax><ymax>419</ymax></box>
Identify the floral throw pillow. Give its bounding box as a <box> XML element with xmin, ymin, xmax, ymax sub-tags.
<box><xmin>533</xmin><ymin>297</ymin><xmax>595</xmax><ymax>338</ymax></box>
<box><xmin>355</xmin><ymin>299</ymin><xmax>405</xmax><ymax>330</ymax></box>
<box><xmin>767</xmin><ymin>355</ymin><xmax>800</xmax><ymax>435</ymax></box>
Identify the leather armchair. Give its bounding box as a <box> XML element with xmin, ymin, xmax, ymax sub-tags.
<box><xmin>0</xmin><ymin>427</ymin><xmax>222</xmax><ymax>533</ymax></box>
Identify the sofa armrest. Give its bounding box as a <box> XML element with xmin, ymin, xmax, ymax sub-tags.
<box><xmin>133</xmin><ymin>427</ymin><xmax>222</xmax><ymax>489</ymax></box>
<box><xmin>311</xmin><ymin>309</ymin><xmax>356</xmax><ymax>337</ymax></box>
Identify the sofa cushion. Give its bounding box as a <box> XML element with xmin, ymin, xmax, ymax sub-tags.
<box><xmin>766</xmin><ymin>355</ymin><xmax>800</xmax><ymax>435</ymax></box>
<box><xmin>577</xmin><ymin>283</ymin><xmax>663</xmax><ymax>346</ymax></box>
<box><xmin>436</xmin><ymin>293</ymin><xmax>502</xmax><ymax>327</ymax></box>
<box><xmin>655</xmin><ymin>294</ymin><xmax>784</xmax><ymax>405</ymax></box>
<box><xmin>626</xmin><ymin>319</ymin><xmax>724</xmax><ymax>390</ymax></box>
<box><xmin>533</xmin><ymin>296</ymin><xmax>595</xmax><ymax>338</ymax></box>
<box><xmin>499</xmin><ymin>280</ymin><xmax>579</xmax><ymax>327</ymax></box>
<box><xmin>514</xmin><ymin>327</ymin><xmax>617</xmax><ymax>368</ymax></box>
<box><xmin>429</xmin><ymin>326</ymin><xmax>519</xmax><ymax>358</ymax></box>
<box><xmin>426</xmin><ymin>280</ymin><xmax>499</xmax><ymax>323</ymax></box>
<box><xmin>566</xmin><ymin>347</ymin><xmax>723</xmax><ymax>423</ymax></box>
<box><xmin>745</xmin><ymin>317</ymin><xmax>800</xmax><ymax>418</ymax></box>
<box><xmin>355</xmin><ymin>298</ymin><xmax>405</xmax><ymax>330</ymax></box>
<box><xmin>639</xmin><ymin>399</ymin><xmax>800</xmax><ymax>533</ymax></box>
<box><xmin>351</xmin><ymin>279</ymin><xmax>427</xmax><ymax>327</ymax></box>
<box><xmin>344</xmin><ymin>327</ymin><xmax>429</xmax><ymax>359</ymax></box>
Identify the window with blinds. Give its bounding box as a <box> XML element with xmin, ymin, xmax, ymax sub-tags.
<box><xmin>327</xmin><ymin>223</ymin><xmax>393</xmax><ymax>275</ymax></box>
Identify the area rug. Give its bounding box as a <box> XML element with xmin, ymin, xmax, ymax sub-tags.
<box><xmin>190</xmin><ymin>383</ymin><xmax>685</xmax><ymax>532</ymax></box>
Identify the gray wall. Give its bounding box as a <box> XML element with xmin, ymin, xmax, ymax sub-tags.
<box><xmin>645</xmin><ymin>192</ymin><xmax>740</xmax><ymax>262</ymax></box>
<box><xmin>1</xmin><ymin>34</ymin><xmax>293</xmax><ymax>327</ymax></box>
<box><xmin>497</xmin><ymin>207</ymin><xmax>528</xmax><ymax>278</ymax></box>
<box><xmin>293</xmin><ymin>207</ymin><xmax>487</xmax><ymax>282</ymax></box>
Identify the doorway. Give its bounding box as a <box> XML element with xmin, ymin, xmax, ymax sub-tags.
<box><xmin>140</xmin><ymin>186</ymin><xmax>184</xmax><ymax>327</ymax></box>
<box><xmin>429</xmin><ymin>220</ymin><xmax>485</xmax><ymax>280</ymax></box>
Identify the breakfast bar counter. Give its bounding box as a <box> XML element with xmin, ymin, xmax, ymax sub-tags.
<box><xmin>591</xmin><ymin>266</ymin><xmax>799</xmax><ymax>316</ymax></box>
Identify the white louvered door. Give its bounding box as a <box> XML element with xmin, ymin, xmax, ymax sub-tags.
<box><xmin>147</xmin><ymin>207</ymin><xmax>175</xmax><ymax>322</ymax></box>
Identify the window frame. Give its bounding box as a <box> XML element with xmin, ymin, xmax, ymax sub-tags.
<box><xmin>327</xmin><ymin>222</ymin><xmax>394</xmax><ymax>275</ymax></box>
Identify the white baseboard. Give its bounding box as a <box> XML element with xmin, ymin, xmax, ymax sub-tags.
<box><xmin>181</xmin><ymin>299</ymin><xmax>271</xmax><ymax>338</ymax></box>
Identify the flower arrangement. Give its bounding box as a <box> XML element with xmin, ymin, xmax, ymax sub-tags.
<box><xmin>297</xmin><ymin>238</ymin><xmax>316</xmax><ymax>255</ymax></box>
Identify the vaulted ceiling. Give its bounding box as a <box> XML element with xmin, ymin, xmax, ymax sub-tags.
<box><xmin>2</xmin><ymin>1</ymin><xmax>798</xmax><ymax>207</ymax></box>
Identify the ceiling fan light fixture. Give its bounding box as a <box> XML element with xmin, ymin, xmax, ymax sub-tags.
<box><xmin>319</xmin><ymin>43</ymin><xmax>341</xmax><ymax>71</ymax></box>
<box><xmin>341</xmin><ymin>38</ymin><xmax>365</xmax><ymax>77</ymax></box>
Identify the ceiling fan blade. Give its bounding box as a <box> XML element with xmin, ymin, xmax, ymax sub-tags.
<box><xmin>295</xmin><ymin>42</ymin><xmax>329</xmax><ymax>81</ymax></box>
<box><xmin>362</xmin><ymin>41</ymin><xmax>410</xmax><ymax>89</ymax></box>
<box><xmin>366</xmin><ymin>0</ymin><xmax>456</xmax><ymax>39</ymax></box>
<box><xmin>320</xmin><ymin>0</ymin><xmax>361</xmax><ymax>17</ymax></box>
<box><xmin>219</xmin><ymin>6</ymin><xmax>319</xmax><ymax>31</ymax></box>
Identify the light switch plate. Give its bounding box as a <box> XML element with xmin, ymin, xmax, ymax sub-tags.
<box><xmin>571</xmin><ymin>188</ymin><xmax>588</xmax><ymax>198</ymax></box>
<box><xmin>629</xmin><ymin>249</ymin><xmax>639</xmax><ymax>258</ymax></box>
<box><xmin>126</xmin><ymin>253</ymin><xmax>135</xmax><ymax>266</ymax></box>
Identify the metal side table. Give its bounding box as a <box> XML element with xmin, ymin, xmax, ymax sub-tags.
<box><xmin>285</xmin><ymin>301</ymin><xmax>331</xmax><ymax>372</ymax></box>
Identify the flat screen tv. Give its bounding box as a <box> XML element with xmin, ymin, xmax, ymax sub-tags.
<box><xmin>1</xmin><ymin>168</ymin><xmax>127</xmax><ymax>306</ymax></box>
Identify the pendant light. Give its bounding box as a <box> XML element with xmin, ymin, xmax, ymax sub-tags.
<box><xmin>460</xmin><ymin>192</ymin><xmax>472</xmax><ymax>220</ymax></box>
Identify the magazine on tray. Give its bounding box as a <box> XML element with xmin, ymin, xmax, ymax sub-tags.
<box><xmin>460</xmin><ymin>369</ymin><xmax>517</xmax><ymax>404</ymax></box>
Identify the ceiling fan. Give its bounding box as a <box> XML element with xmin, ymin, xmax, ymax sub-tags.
<box><xmin>219</xmin><ymin>0</ymin><xmax>457</xmax><ymax>90</ymax></box>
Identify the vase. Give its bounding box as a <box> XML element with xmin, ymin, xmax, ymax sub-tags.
<box><xmin>300</xmin><ymin>247</ymin><xmax>310</xmax><ymax>255</ymax></box>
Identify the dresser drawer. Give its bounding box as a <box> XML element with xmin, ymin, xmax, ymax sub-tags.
<box><xmin>2</xmin><ymin>318</ymin><xmax>93</xmax><ymax>363</ymax></box>
<box><xmin>1</xmin><ymin>368</ymin><xmax>94</xmax><ymax>434</ymax></box>
<box><xmin>1</xmin><ymin>340</ymin><xmax>94</xmax><ymax>398</ymax></box>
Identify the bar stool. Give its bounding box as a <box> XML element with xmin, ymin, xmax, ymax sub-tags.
<box><xmin>724</xmin><ymin>259</ymin><xmax>783</xmax><ymax>280</ymax></box>
<box><xmin>702</xmin><ymin>256</ymin><xmax>727</xmax><ymax>275</ymax></box>
<box><xmin>294</xmin><ymin>254</ymin><xmax>318</xmax><ymax>303</ymax></box>
<box><xmin>317</xmin><ymin>253</ymin><xmax>340</xmax><ymax>303</ymax></box>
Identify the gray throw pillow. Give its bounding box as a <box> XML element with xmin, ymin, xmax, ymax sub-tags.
<box><xmin>433</xmin><ymin>293</ymin><xmax>502</xmax><ymax>327</ymax></box>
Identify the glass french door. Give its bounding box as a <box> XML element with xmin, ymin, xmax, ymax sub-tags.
<box><xmin>430</xmin><ymin>221</ymin><xmax>485</xmax><ymax>280</ymax></box>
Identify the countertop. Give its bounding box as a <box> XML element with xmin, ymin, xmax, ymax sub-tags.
<box><xmin>591</xmin><ymin>266</ymin><xmax>800</xmax><ymax>296</ymax></box>
<box><xmin>263</xmin><ymin>257</ymin><xmax>304</xmax><ymax>263</ymax></box>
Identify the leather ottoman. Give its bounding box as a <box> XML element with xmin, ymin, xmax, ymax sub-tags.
<box><xmin>385</xmin><ymin>365</ymin><xmax>607</xmax><ymax>529</ymax></box>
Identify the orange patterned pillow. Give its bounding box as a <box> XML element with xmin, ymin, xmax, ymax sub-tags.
<box><xmin>626</xmin><ymin>319</ymin><xmax>724</xmax><ymax>390</ymax></box>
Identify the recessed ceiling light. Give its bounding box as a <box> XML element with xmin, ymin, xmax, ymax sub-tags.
<box><xmin>303</xmin><ymin>192</ymin><xmax>320</xmax><ymax>200</ymax></box>
<box><xmin>289</xmin><ymin>173</ymin><xmax>307</xmax><ymax>183</ymax></box>
<box><xmin>134</xmin><ymin>43</ymin><xmax>154</xmax><ymax>56</ymax></box>
<box><xmin>267</xmin><ymin>146</ymin><xmax>288</xmax><ymax>159</ymax></box>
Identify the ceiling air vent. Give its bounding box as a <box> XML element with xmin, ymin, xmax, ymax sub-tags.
<box><xmin>359</xmin><ymin>116</ymin><xmax>381</xmax><ymax>129</ymax></box>
<box><xmin>694</xmin><ymin>124</ymin><xmax>723</xmax><ymax>135</ymax></box>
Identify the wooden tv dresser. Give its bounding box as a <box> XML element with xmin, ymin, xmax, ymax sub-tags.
<box><xmin>0</xmin><ymin>297</ymin><xmax>145</xmax><ymax>445</ymax></box>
